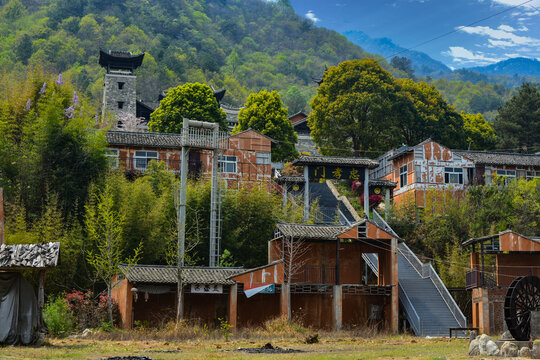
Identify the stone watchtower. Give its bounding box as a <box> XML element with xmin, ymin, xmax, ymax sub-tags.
<box><xmin>99</xmin><ymin>50</ymin><xmax>144</xmax><ymax>120</ymax></box>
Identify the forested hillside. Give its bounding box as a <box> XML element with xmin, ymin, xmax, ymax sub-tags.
<box><xmin>0</xmin><ymin>0</ymin><xmax>391</xmax><ymax>112</ymax></box>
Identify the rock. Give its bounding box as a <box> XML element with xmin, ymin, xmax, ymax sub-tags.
<box><xmin>532</xmin><ymin>341</ymin><xmax>540</xmax><ymax>359</ymax></box>
<box><xmin>500</xmin><ymin>341</ymin><xmax>519</xmax><ymax>357</ymax></box>
<box><xmin>81</xmin><ymin>328</ymin><xmax>93</xmax><ymax>338</ymax></box>
<box><xmin>468</xmin><ymin>339</ymin><xmax>480</xmax><ymax>356</ymax></box>
<box><xmin>520</xmin><ymin>347</ymin><xmax>532</xmax><ymax>358</ymax></box>
<box><xmin>501</xmin><ymin>330</ymin><xmax>513</xmax><ymax>341</ymax></box>
<box><xmin>478</xmin><ymin>334</ymin><xmax>492</xmax><ymax>355</ymax></box>
<box><xmin>305</xmin><ymin>334</ymin><xmax>319</xmax><ymax>344</ymax></box>
<box><xmin>480</xmin><ymin>339</ymin><xmax>499</xmax><ymax>356</ymax></box>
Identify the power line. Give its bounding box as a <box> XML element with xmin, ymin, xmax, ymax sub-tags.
<box><xmin>385</xmin><ymin>0</ymin><xmax>534</xmax><ymax>60</ymax></box>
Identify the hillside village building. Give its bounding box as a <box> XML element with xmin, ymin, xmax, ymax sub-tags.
<box><xmin>463</xmin><ymin>230</ymin><xmax>540</xmax><ymax>335</ymax></box>
<box><xmin>371</xmin><ymin>139</ymin><xmax>540</xmax><ymax>207</ymax></box>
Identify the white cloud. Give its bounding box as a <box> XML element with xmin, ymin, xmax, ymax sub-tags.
<box><xmin>305</xmin><ymin>10</ymin><xmax>320</xmax><ymax>23</ymax></box>
<box><xmin>458</xmin><ymin>25</ymin><xmax>540</xmax><ymax>48</ymax></box>
<box><xmin>488</xmin><ymin>0</ymin><xmax>540</xmax><ymax>6</ymax></box>
<box><xmin>504</xmin><ymin>53</ymin><xmax>522</xmax><ymax>57</ymax></box>
<box><xmin>444</xmin><ymin>46</ymin><xmax>503</xmax><ymax>65</ymax></box>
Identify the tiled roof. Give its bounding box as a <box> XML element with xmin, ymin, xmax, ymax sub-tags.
<box><xmin>275</xmin><ymin>222</ymin><xmax>363</xmax><ymax>240</ymax></box>
<box><xmin>0</xmin><ymin>242</ymin><xmax>60</xmax><ymax>268</ymax></box>
<box><xmin>292</xmin><ymin>155</ymin><xmax>379</xmax><ymax>169</ymax></box>
<box><xmin>106</xmin><ymin>130</ymin><xmax>184</xmax><ymax>148</ymax></box>
<box><xmin>119</xmin><ymin>264</ymin><xmax>244</xmax><ymax>285</ymax></box>
<box><xmin>454</xmin><ymin>150</ymin><xmax>540</xmax><ymax>167</ymax></box>
<box><xmin>221</xmin><ymin>104</ymin><xmax>242</xmax><ymax>124</ymax></box>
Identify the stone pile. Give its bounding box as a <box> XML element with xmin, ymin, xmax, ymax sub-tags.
<box><xmin>0</xmin><ymin>242</ymin><xmax>60</xmax><ymax>268</ymax></box>
<box><xmin>468</xmin><ymin>334</ymin><xmax>539</xmax><ymax>358</ymax></box>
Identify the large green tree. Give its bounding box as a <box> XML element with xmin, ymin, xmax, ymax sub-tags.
<box><xmin>398</xmin><ymin>79</ymin><xmax>466</xmax><ymax>148</ymax></box>
<box><xmin>462</xmin><ymin>112</ymin><xmax>497</xmax><ymax>150</ymax></box>
<box><xmin>494</xmin><ymin>83</ymin><xmax>540</xmax><ymax>153</ymax></box>
<box><xmin>233</xmin><ymin>90</ymin><xmax>298</xmax><ymax>162</ymax></box>
<box><xmin>148</xmin><ymin>83</ymin><xmax>227</xmax><ymax>133</ymax></box>
<box><xmin>309</xmin><ymin>58</ymin><xmax>404</xmax><ymax>156</ymax></box>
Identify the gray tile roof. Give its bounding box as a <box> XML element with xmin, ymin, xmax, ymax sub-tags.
<box><xmin>454</xmin><ymin>150</ymin><xmax>540</xmax><ymax>167</ymax></box>
<box><xmin>106</xmin><ymin>130</ymin><xmax>184</xmax><ymax>148</ymax></box>
<box><xmin>275</xmin><ymin>222</ymin><xmax>364</xmax><ymax>240</ymax></box>
<box><xmin>0</xmin><ymin>242</ymin><xmax>60</xmax><ymax>268</ymax></box>
<box><xmin>221</xmin><ymin>104</ymin><xmax>242</xmax><ymax>124</ymax></box>
<box><xmin>292</xmin><ymin>155</ymin><xmax>379</xmax><ymax>169</ymax></box>
<box><xmin>119</xmin><ymin>264</ymin><xmax>244</xmax><ymax>285</ymax></box>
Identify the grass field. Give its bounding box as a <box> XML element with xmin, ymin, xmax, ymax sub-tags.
<box><xmin>0</xmin><ymin>335</ymin><xmax>472</xmax><ymax>359</ymax></box>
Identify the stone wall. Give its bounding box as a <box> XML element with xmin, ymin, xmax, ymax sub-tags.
<box><xmin>102</xmin><ymin>72</ymin><xmax>137</xmax><ymax>120</ymax></box>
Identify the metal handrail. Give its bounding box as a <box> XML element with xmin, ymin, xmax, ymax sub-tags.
<box><xmin>399</xmin><ymin>242</ymin><xmax>467</xmax><ymax>328</ymax></box>
<box><xmin>399</xmin><ymin>284</ymin><xmax>422</xmax><ymax>336</ymax></box>
<box><xmin>372</xmin><ymin>210</ymin><xmax>399</xmax><ymax>238</ymax></box>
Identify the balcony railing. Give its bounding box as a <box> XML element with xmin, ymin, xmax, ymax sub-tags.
<box><xmin>465</xmin><ymin>269</ymin><xmax>497</xmax><ymax>289</ymax></box>
<box><xmin>291</xmin><ymin>265</ymin><xmax>336</xmax><ymax>284</ymax></box>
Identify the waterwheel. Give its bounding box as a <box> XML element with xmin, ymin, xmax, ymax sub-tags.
<box><xmin>504</xmin><ymin>275</ymin><xmax>540</xmax><ymax>341</ymax></box>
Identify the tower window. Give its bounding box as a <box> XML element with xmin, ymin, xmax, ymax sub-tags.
<box><xmin>118</xmin><ymin>101</ymin><xmax>124</xmax><ymax>109</ymax></box>
<box><xmin>118</xmin><ymin>82</ymin><xmax>125</xmax><ymax>89</ymax></box>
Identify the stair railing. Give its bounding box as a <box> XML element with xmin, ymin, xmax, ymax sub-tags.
<box><xmin>399</xmin><ymin>284</ymin><xmax>422</xmax><ymax>336</ymax></box>
<box><xmin>399</xmin><ymin>242</ymin><xmax>467</xmax><ymax>328</ymax></box>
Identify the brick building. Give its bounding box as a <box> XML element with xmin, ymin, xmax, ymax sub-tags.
<box><xmin>463</xmin><ymin>230</ymin><xmax>540</xmax><ymax>334</ymax></box>
<box><xmin>105</xmin><ymin>128</ymin><xmax>273</xmax><ymax>187</ymax></box>
<box><xmin>371</xmin><ymin>139</ymin><xmax>540</xmax><ymax>208</ymax></box>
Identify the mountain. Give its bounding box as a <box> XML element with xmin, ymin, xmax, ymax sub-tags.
<box><xmin>343</xmin><ymin>30</ymin><xmax>451</xmax><ymax>76</ymax></box>
<box><xmin>1</xmin><ymin>0</ymin><xmax>384</xmax><ymax>110</ymax></box>
<box><xmin>469</xmin><ymin>57</ymin><xmax>540</xmax><ymax>76</ymax></box>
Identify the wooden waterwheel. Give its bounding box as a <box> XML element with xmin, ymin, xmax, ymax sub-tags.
<box><xmin>504</xmin><ymin>275</ymin><xmax>540</xmax><ymax>341</ymax></box>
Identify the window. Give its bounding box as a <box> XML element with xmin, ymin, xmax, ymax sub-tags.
<box><xmin>444</xmin><ymin>167</ymin><xmax>463</xmax><ymax>184</ymax></box>
<box><xmin>218</xmin><ymin>155</ymin><xmax>237</xmax><ymax>173</ymax></box>
<box><xmin>526</xmin><ymin>171</ymin><xmax>540</xmax><ymax>179</ymax></box>
<box><xmin>399</xmin><ymin>165</ymin><xmax>407</xmax><ymax>187</ymax></box>
<box><xmin>414</xmin><ymin>146</ymin><xmax>424</xmax><ymax>160</ymax></box>
<box><xmin>134</xmin><ymin>150</ymin><xmax>158</xmax><ymax>171</ymax></box>
<box><xmin>496</xmin><ymin>169</ymin><xmax>516</xmax><ymax>185</ymax></box>
<box><xmin>106</xmin><ymin>149</ymin><xmax>119</xmax><ymax>169</ymax></box>
<box><xmin>118</xmin><ymin>101</ymin><xmax>124</xmax><ymax>109</ymax></box>
<box><xmin>415</xmin><ymin>165</ymin><xmax>422</xmax><ymax>183</ymax></box>
<box><xmin>256</xmin><ymin>152</ymin><xmax>271</xmax><ymax>165</ymax></box>
<box><xmin>118</xmin><ymin>82</ymin><xmax>125</xmax><ymax>89</ymax></box>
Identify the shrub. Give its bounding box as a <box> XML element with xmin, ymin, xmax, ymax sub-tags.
<box><xmin>43</xmin><ymin>295</ymin><xmax>74</xmax><ymax>337</ymax></box>
<box><xmin>65</xmin><ymin>289</ymin><xmax>119</xmax><ymax>330</ymax></box>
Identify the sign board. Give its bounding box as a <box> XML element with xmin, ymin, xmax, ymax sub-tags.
<box><xmin>307</xmin><ymin>165</ymin><xmax>365</xmax><ymax>182</ymax></box>
<box><xmin>191</xmin><ymin>284</ymin><xmax>223</xmax><ymax>294</ymax></box>
<box><xmin>244</xmin><ymin>284</ymin><xmax>275</xmax><ymax>298</ymax></box>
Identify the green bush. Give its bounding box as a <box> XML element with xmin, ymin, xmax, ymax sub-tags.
<box><xmin>43</xmin><ymin>295</ymin><xmax>74</xmax><ymax>337</ymax></box>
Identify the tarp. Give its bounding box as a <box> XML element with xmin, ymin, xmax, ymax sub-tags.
<box><xmin>244</xmin><ymin>284</ymin><xmax>274</xmax><ymax>298</ymax></box>
<box><xmin>0</xmin><ymin>272</ymin><xmax>39</xmax><ymax>345</ymax></box>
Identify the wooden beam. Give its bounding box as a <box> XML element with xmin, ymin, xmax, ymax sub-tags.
<box><xmin>37</xmin><ymin>270</ymin><xmax>46</xmax><ymax>330</ymax></box>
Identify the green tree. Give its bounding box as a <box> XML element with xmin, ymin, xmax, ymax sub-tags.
<box><xmin>86</xmin><ymin>185</ymin><xmax>142</xmax><ymax>327</ymax></box>
<box><xmin>390</xmin><ymin>56</ymin><xmax>414</xmax><ymax>78</ymax></box>
<box><xmin>1</xmin><ymin>0</ymin><xmax>26</xmax><ymax>21</ymax></box>
<box><xmin>398</xmin><ymin>79</ymin><xmax>466</xmax><ymax>148</ymax></box>
<box><xmin>234</xmin><ymin>90</ymin><xmax>298</xmax><ymax>162</ymax></box>
<box><xmin>462</xmin><ymin>112</ymin><xmax>497</xmax><ymax>150</ymax></box>
<box><xmin>494</xmin><ymin>83</ymin><xmax>540</xmax><ymax>153</ymax></box>
<box><xmin>283</xmin><ymin>86</ymin><xmax>308</xmax><ymax>115</ymax></box>
<box><xmin>309</xmin><ymin>58</ymin><xmax>403</xmax><ymax>156</ymax></box>
<box><xmin>148</xmin><ymin>82</ymin><xmax>227</xmax><ymax>133</ymax></box>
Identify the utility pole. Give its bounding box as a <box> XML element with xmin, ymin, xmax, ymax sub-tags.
<box><xmin>175</xmin><ymin>121</ymin><xmax>189</xmax><ymax>326</ymax></box>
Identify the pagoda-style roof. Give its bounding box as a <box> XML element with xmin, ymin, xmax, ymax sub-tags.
<box><xmin>292</xmin><ymin>155</ymin><xmax>379</xmax><ymax>169</ymax></box>
<box><xmin>99</xmin><ymin>50</ymin><xmax>145</xmax><ymax>73</ymax></box>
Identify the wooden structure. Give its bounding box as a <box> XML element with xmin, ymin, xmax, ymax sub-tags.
<box><xmin>463</xmin><ymin>230</ymin><xmax>540</xmax><ymax>334</ymax></box>
<box><xmin>228</xmin><ymin>221</ymin><xmax>399</xmax><ymax>331</ymax></box>
<box><xmin>291</xmin><ymin>155</ymin><xmax>379</xmax><ymax>220</ymax></box>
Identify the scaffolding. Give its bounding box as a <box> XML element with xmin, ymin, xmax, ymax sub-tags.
<box><xmin>174</xmin><ymin>119</ymin><xmax>228</xmax><ymax>325</ymax></box>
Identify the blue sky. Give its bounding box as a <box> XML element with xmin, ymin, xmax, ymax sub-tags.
<box><xmin>286</xmin><ymin>0</ymin><xmax>540</xmax><ymax>68</ymax></box>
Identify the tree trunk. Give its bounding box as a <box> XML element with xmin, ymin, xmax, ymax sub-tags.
<box><xmin>107</xmin><ymin>284</ymin><xmax>113</xmax><ymax>327</ymax></box>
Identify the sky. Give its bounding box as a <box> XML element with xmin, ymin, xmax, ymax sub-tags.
<box><xmin>286</xmin><ymin>0</ymin><xmax>540</xmax><ymax>68</ymax></box>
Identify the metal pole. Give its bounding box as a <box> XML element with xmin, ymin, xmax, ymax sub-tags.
<box><xmin>176</xmin><ymin>121</ymin><xmax>189</xmax><ymax>326</ymax></box>
<box><xmin>385</xmin><ymin>187</ymin><xmax>390</xmax><ymax>222</ymax></box>
<box><xmin>209</xmin><ymin>125</ymin><xmax>219</xmax><ymax>267</ymax></box>
<box><xmin>303</xmin><ymin>166</ymin><xmax>309</xmax><ymax>222</ymax></box>
<box><xmin>364</xmin><ymin>168</ymin><xmax>370</xmax><ymax>219</ymax></box>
